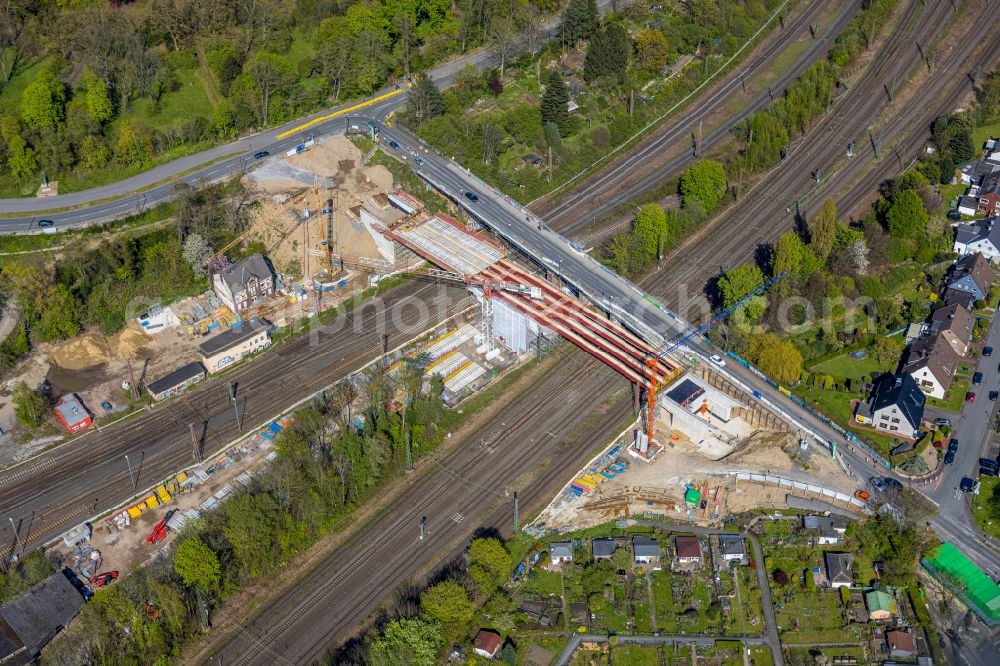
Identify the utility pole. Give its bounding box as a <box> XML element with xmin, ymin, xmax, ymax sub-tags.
<box><xmin>226</xmin><ymin>382</ymin><xmax>241</xmax><ymax>432</ymax></box>
<box><xmin>406</xmin><ymin>430</ymin><xmax>413</xmax><ymax>472</ymax></box>
<box><xmin>8</xmin><ymin>518</ymin><xmax>20</xmax><ymax>557</ymax></box>
<box><xmin>698</xmin><ymin>121</ymin><xmax>703</xmax><ymax>156</ymax></box>
<box><xmin>189</xmin><ymin>422</ymin><xmax>201</xmax><ymax>463</ymax></box>
<box><xmin>125</xmin><ymin>358</ymin><xmax>139</xmax><ymax>400</ymax></box>
<box><xmin>513</xmin><ymin>492</ymin><xmax>520</xmax><ymax>534</ymax></box>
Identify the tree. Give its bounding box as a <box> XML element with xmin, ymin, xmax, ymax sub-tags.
<box><xmin>809</xmin><ymin>198</ymin><xmax>837</xmax><ymax>261</ymax></box>
<box><xmin>174</xmin><ymin>537</ymin><xmax>221</xmax><ymax>592</ymax></box>
<box><xmin>182</xmin><ymin>234</ymin><xmax>213</xmax><ymax>277</ymax></box>
<box><xmin>419</xmin><ymin>580</ymin><xmax>473</xmax><ymax>638</ymax></box>
<box><xmin>12</xmin><ymin>381</ymin><xmax>46</xmax><ymax>428</ymax></box>
<box><xmin>884</xmin><ymin>189</ymin><xmax>928</xmax><ymax>238</ymax></box>
<box><xmin>243</xmin><ymin>52</ymin><xmax>296</xmax><ymax>126</ymax></box>
<box><xmin>83</xmin><ymin>69</ymin><xmax>113</xmax><ymax>124</ymax></box>
<box><xmin>392</xmin><ymin>12</ymin><xmax>415</xmax><ymax>77</ymax></box>
<box><xmin>467</xmin><ymin>537</ymin><xmax>511</xmax><ymax>595</ymax></box>
<box><xmin>752</xmin><ymin>333</ymin><xmax>804</xmax><ymax>385</ymax></box>
<box><xmin>772</xmin><ymin>231</ymin><xmax>805</xmax><ymax>277</ymax></box>
<box><xmin>772</xmin><ymin>568</ymin><xmax>788</xmax><ymax>584</ymax></box>
<box><xmin>540</xmin><ymin>70</ymin><xmax>569</xmax><ymax>136</ymax></box>
<box><xmin>21</xmin><ymin>70</ymin><xmax>65</xmax><ymax>130</ymax></box>
<box><xmin>633</xmin><ymin>203</ymin><xmax>668</xmax><ymax>262</ymax></box>
<box><xmin>490</xmin><ymin>15</ymin><xmax>520</xmax><ymax>77</ymax></box>
<box><xmin>584</xmin><ymin>23</ymin><xmax>629</xmax><ymax>83</ymax></box>
<box><xmin>560</xmin><ymin>0</ymin><xmax>598</xmax><ymax>45</ymax></box>
<box><xmin>6</xmin><ymin>133</ymin><xmax>36</xmax><ymax>179</ymax></box>
<box><xmin>635</xmin><ymin>28</ymin><xmax>669</xmax><ymax>72</ymax></box>
<box><xmin>987</xmin><ymin>482</ymin><xmax>1000</xmax><ymax>521</ymax></box>
<box><xmin>481</xmin><ymin>120</ymin><xmax>502</xmax><ymax>164</ymax></box>
<box><xmin>871</xmin><ymin>335</ymin><xmax>899</xmax><ymax>366</ymax></box>
<box><xmin>680</xmin><ymin>160</ymin><xmax>727</xmax><ymax>214</ymax></box>
<box><xmin>115</xmin><ymin>121</ymin><xmax>153</xmax><ymax>166</ymax></box>
<box><xmin>717</xmin><ymin>263</ymin><xmax>766</xmax><ymax>322</ymax></box>
<box><xmin>368</xmin><ymin>617</ymin><xmax>442</xmax><ymax>666</ymax></box>
<box><xmin>34</xmin><ymin>285</ymin><xmax>80</xmax><ymax>341</ymax></box>
<box><xmin>407</xmin><ymin>74</ymin><xmax>445</xmax><ymax>123</ymax></box>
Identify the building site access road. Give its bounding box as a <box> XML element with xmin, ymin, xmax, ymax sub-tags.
<box><xmin>0</xmin><ymin>281</ymin><xmax>473</xmax><ymax>554</ymax></box>
<box><xmin>536</xmin><ymin>0</ymin><xmax>862</xmax><ymax>236</ymax></box>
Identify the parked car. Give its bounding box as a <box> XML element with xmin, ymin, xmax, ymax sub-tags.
<box><xmin>964</xmin><ymin>475</ymin><xmax>982</xmax><ymax>491</ymax></box>
<box><xmin>985</xmin><ymin>346</ymin><xmax>994</xmax><ymax>357</ymax></box>
<box><xmin>253</xmin><ymin>151</ymin><xmax>269</xmax><ymax>159</ymax></box>
<box><xmin>981</xmin><ymin>467</ymin><xmax>999</xmax><ymax>478</ymax></box>
<box><xmin>870</xmin><ymin>476</ymin><xmax>886</xmax><ymax>492</ymax></box>
<box><xmin>949</xmin><ymin>438</ymin><xmax>960</xmax><ymax>452</ymax></box>
<box><xmin>37</xmin><ymin>219</ymin><xmax>54</xmax><ymax>227</ymax></box>
<box><xmin>463</xmin><ymin>191</ymin><xmax>479</xmax><ymax>203</ymax></box>
<box><xmin>966</xmin><ymin>391</ymin><xmax>977</xmax><ymax>403</ymax></box>
<box><xmin>933</xmin><ymin>417</ymin><xmax>951</xmax><ymax>427</ymax></box>
<box><xmin>991</xmin><ymin>391</ymin><xmax>999</xmax><ymax>402</ymax></box>
<box><xmin>974</xmin><ymin>372</ymin><xmax>984</xmax><ymax>385</ymax></box>
<box><xmin>960</xmin><ymin>477</ymin><xmax>979</xmax><ymax>493</ymax></box>
<box><xmin>854</xmin><ymin>489</ymin><xmax>871</xmax><ymax>502</ymax></box>
<box><xmin>944</xmin><ymin>451</ymin><xmax>956</xmax><ymax>465</ymax></box>
<box><xmin>100</xmin><ymin>401</ymin><xmax>113</xmax><ymax>412</ymax></box>
<box><xmin>93</xmin><ymin>571</ymin><xmax>119</xmax><ymax>588</ymax></box>
<box><xmin>883</xmin><ymin>477</ymin><xmax>903</xmax><ymax>491</ymax></box>
<box><xmin>710</xmin><ymin>354</ymin><xmax>726</xmax><ymax>367</ymax></box>
<box><xmin>979</xmin><ymin>458</ymin><xmax>999</xmax><ymax>470</ymax></box>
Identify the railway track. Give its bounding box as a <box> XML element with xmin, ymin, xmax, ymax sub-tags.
<box><xmin>538</xmin><ymin>0</ymin><xmax>865</xmax><ymax>235</ymax></box>
<box><xmin>0</xmin><ymin>281</ymin><xmax>475</xmax><ymax>552</ymax></box>
<box><xmin>203</xmin><ymin>350</ymin><xmax>630</xmax><ymax>665</ymax></box>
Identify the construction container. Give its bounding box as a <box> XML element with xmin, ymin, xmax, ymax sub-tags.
<box><xmin>144</xmin><ymin>496</ymin><xmax>159</xmax><ymax>510</ymax></box>
<box><xmin>155</xmin><ymin>485</ymin><xmax>172</xmax><ymax>505</ymax></box>
<box><xmin>127</xmin><ymin>505</ymin><xmax>144</xmax><ymax>519</ymax></box>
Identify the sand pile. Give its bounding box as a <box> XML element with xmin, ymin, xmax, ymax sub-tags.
<box><xmin>363</xmin><ymin>165</ymin><xmax>393</xmax><ymax>191</ymax></box>
<box><xmin>49</xmin><ymin>334</ymin><xmax>110</xmax><ymax>370</ymax></box>
<box><xmin>110</xmin><ymin>327</ymin><xmax>150</xmax><ymax>359</ymax></box>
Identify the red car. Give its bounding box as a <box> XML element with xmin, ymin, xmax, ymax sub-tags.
<box><xmin>93</xmin><ymin>571</ymin><xmax>119</xmax><ymax>588</ymax></box>
<box><xmin>966</xmin><ymin>391</ymin><xmax>976</xmax><ymax>404</ymax></box>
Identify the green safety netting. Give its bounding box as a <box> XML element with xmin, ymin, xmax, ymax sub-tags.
<box><xmin>925</xmin><ymin>542</ymin><xmax>1000</xmax><ymax>622</ymax></box>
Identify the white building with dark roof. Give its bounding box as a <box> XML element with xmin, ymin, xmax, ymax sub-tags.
<box><xmin>212</xmin><ymin>253</ymin><xmax>275</xmax><ymax>314</ymax></box>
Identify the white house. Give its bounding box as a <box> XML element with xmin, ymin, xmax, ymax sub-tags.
<box><xmin>954</xmin><ymin>218</ymin><xmax>1000</xmax><ymax>262</ymax></box>
<box><xmin>212</xmin><ymin>253</ymin><xmax>275</xmax><ymax>314</ymax></box>
<box><xmin>550</xmin><ymin>541</ymin><xmax>573</xmax><ymax>565</ymax></box>
<box><xmin>854</xmin><ymin>373</ymin><xmax>925</xmax><ymax>439</ymax></box>
<box><xmin>901</xmin><ymin>333</ymin><xmax>959</xmax><ymax>400</ymax></box>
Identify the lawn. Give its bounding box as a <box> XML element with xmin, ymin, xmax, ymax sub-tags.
<box><xmin>521</xmin><ymin>568</ymin><xmax>563</xmax><ymax>598</ymax></box>
<box><xmin>972</xmin><ymin>117</ymin><xmax>1000</xmax><ymax>154</ymax></box>
<box><xmin>794</xmin><ymin>386</ymin><xmax>900</xmax><ymax>453</ymax></box>
<box><xmin>117</xmin><ymin>66</ymin><xmax>214</xmax><ymax>130</ymax></box>
<box><xmin>608</xmin><ymin>644</ymin><xmax>662</xmax><ymax>666</ymax></box>
<box><xmin>811</xmin><ymin>350</ymin><xmax>894</xmax><ymax>380</ymax></box>
<box><xmin>650</xmin><ymin>570</ymin><xmax>677</xmax><ymax>632</ymax></box>
<box><xmin>926</xmin><ymin>378</ymin><xmax>970</xmax><ymax>413</ymax></box>
<box><xmin>748</xmin><ymin>646</ymin><xmax>775</xmax><ymax>666</ymax></box>
<box><xmin>970</xmin><ymin>475</ymin><xmax>1000</xmax><ymax>541</ymax></box>
<box><xmin>775</xmin><ymin>590</ymin><xmax>859</xmax><ymax>643</ymax></box>
<box><xmin>784</xmin><ymin>646</ymin><xmax>867</xmax><ymax>663</ymax></box>
<box><xmin>0</xmin><ymin>56</ymin><xmax>52</xmax><ymax>119</ymax></box>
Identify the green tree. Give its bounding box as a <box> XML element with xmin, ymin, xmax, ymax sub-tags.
<box><xmin>871</xmin><ymin>335</ymin><xmax>899</xmax><ymax>366</ymax></box>
<box><xmin>560</xmin><ymin>0</ymin><xmax>598</xmax><ymax>45</ymax></box>
<box><xmin>583</xmin><ymin>23</ymin><xmax>629</xmax><ymax>83</ymax></box>
<box><xmin>82</xmin><ymin>69</ymin><xmax>113</xmax><ymax>123</ymax></box>
<box><xmin>174</xmin><ymin>537</ymin><xmax>221</xmax><ymax>592</ymax></box>
<box><xmin>369</xmin><ymin>617</ymin><xmax>443</xmax><ymax>666</ymax></box>
<box><xmin>633</xmin><ymin>203</ymin><xmax>668</xmax><ymax>262</ymax></box>
<box><xmin>407</xmin><ymin>73</ymin><xmax>445</xmax><ymax>123</ymax></box>
<box><xmin>115</xmin><ymin>121</ymin><xmax>153</xmax><ymax>166</ymax></box>
<box><xmin>751</xmin><ymin>333</ymin><xmax>803</xmax><ymax>385</ymax></box>
<box><xmin>468</xmin><ymin>537</ymin><xmax>511</xmax><ymax>595</ymax></box>
<box><xmin>885</xmin><ymin>189</ymin><xmax>928</xmax><ymax>238</ymax></box>
<box><xmin>680</xmin><ymin>160</ymin><xmax>727</xmax><ymax>214</ymax></box>
<box><xmin>540</xmin><ymin>70</ymin><xmax>569</xmax><ymax>136</ymax></box>
<box><xmin>809</xmin><ymin>197</ymin><xmax>837</xmax><ymax>261</ymax></box>
<box><xmin>21</xmin><ymin>70</ymin><xmax>65</xmax><ymax>130</ymax></box>
<box><xmin>419</xmin><ymin>580</ymin><xmax>474</xmax><ymax>638</ymax></box>
<box><xmin>33</xmin><ymin>285</ymin><xmax>80</xmax><ymax>341</ymax></box>
<box><xmin>772</xmin><ymin>231</ymin><xmax>805</xmax><ymax>277</ymax></box>
<box><xmin>987</xmin><ymin>483</ymin><xmax>1000</xmax><ymax>521</ymax></box>
<box><xmin>243</xmin><ymin>52</ymin><xmax>297</xmax><ymax>126</ymax></box>
<box><xmin>12</xmin><ymin>381</ymin><xmax>46</xmax><ymax>428</ymax></box>
<box><xmin>717</xmin><ymin>263</ymin><xmax>766</xmax><ymax>322</ymax></box>
<box><xmin>211</xmin><ymin>100</ymin><xmax>235</xmax><ymax>138</ymax></box>
<box><xmin>635</xmin><ymin>28</ymin><xmax>668</xmax><ymax>72</ymax></box>
<box><xmin>6</xmin><ymin>133</ymin><xmax>36</xmax><ymax>178</ymax></box>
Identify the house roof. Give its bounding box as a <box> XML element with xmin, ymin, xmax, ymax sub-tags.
<box><xmin>944</xmin><ymin>287</ymin><xmax>977</xmax><ymax>310</ymax></box>
<box><xmin>215</xmin><ymin>253</ymin><xmax>273</xmax><ymax>294</ymax></box>
<box><xmin>949</xmin><ymin>251</ymin><xmax>994</xmax><ymax>296</ymax></box>
<box><xmin>473</xmin><ymin>629</ymin><xmax>502</xmax><ymax>654</ymax></box>
<box><xmin>0</xmin><ymin>572</ymin><xmax>84</xmax><ymax>662</ymax></box>
<box><xmin>674</xmin><ymin>535</ymin><xmax>700</xmax><ymax>559</ymax></box>
<box><xmin>865</xmin><ymin>372</ymin><xmax>925</xmax><ymax>429</ymax></box>
<box><xmin>197</xmin><ymin>317</ymin><xmax>270</xmax><ymax>358</ymax></box>
<box><xmin>981</xmin><ymin>171</ymin><xmax>1000</xmax><ymax>197</ymax></box>
<box><xmin>886</xmin><ymin>630</ymin><xmax>916</xmax><ymax>653</ymax></box>
<box><xmin>803</xmin><ymin>515</ymin><xmax>848</xmax><ymax>532</ymax></box>
<box><xmin>959</xmin><ymin>159</ymin><xmax>1000</xmax><ymax>183</ymax></box>
<box><xmin>719</xmin><ymin>534</ymin><xmax>743</xmax><ymax>556</ymax></box>
<box><xmin>824</xmin><ymin>552</ymin><xmax>854</xmax><ymax>584</ymax></box>
<box><xmin>930</xmin><ymin>303</ymin><xmax>973</xmax><ymax>344</ymax></box>
<box><xmin>633</xmin><ymin>535</ymin><xmax>660</xmax><ymax>557</ymax></box>
<box><xmin>53</xmin><ymin>394</ymin><xmax>89</xmax><ymax>425</ymax></box>
<box><xmin>591</xmin><ymin>537</ymin><xmax>616</xmax><ymax>557</ymax></box>
<box><xmin>146</xmin><ymin>361</ymin><xmax>205</xmax><ymax>395</ymax></box>
<box><xmin>903</xmin><ymin>333</ymin><xmax>960</xmax><ymax>391</ymax></box>
<box><xmin>865</xmin><ymin>589</ymin><xmax>895</xmax><ymax>614</ymax></box>
<box><xmin>550</xmin><ymin>541</ymin><xmax>573</xmax><ymax>558</ymax></box>
<box><xmin>665</xmin><ymin>379</ymin><xmax>705</xmax><ymax>408</ymax></box>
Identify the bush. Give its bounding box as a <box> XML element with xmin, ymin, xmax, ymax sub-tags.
<box><xmin>772</xmin><ymin>568</ymin><xmax>788</xmax><ymax>585</ymax></box>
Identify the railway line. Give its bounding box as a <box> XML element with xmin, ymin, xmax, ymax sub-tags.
<box><xmin>0</xmin><ymin>281</ymin><xmax>474</xmax><ymax>552</ymax></box>
<box><xmin>538</xmin><ymin>0</ymin><xmax>864</xmax><ymax>236</ymax></box>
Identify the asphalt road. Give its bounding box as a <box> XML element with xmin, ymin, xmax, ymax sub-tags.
<box><xmin>1</xmin><ymin>281</ymin><xmax>474</xmax><ymax>553</ymax></box>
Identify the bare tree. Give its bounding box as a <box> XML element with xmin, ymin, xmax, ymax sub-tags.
<box><xmin>237</xmin><ymin>0</ymin><xmax>285</xmax><ymax>58</ymax></box>
<box><xmin>481</xmin><ymin>121</ymin><xmax>501</xmax><ymax>164</ymax></box>
<box><xmin>393</xmin><ymin>12</ymin><xmax>415</xmax><ymax>78</ymax></box>
<box><xmin>490</xmin><ymin>15</ymin><xmax>520</xmax><ymax>77</ymax></box>
<box><xmin>0</xmin><ymin>0</ymin><xmax>33</xmax><ymax>83</ymax></box>
<box><xmin>517</xmin><ymin>4</ymin><xmax>543</xmax><ymax>55</ymax></box>
<box><xmin>317</xmin><ymin>35</ymin><xmax>352</xmax><ymax>101</ymax></box>
<box><xmin>147</xmin><ymin>0</ymin><xmax>194</xmax><ymax>52</ymax></box>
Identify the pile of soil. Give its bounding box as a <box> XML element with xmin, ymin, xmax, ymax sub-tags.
<box><xmin>49</xmin><ymin>334</ymin><xmax>110</xmax><ymax>370</ymax></box>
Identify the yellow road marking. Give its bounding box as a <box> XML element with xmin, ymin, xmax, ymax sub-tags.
<box><xmin>276</xmin><ymin>89</ymin><xmax>405</xmax><ymax>140</ymax></box>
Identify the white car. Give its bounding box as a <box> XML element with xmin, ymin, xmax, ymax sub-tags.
<box><xmin>709</xmin><ymin>354</ymin><xmax>726</xmax><ymax>367</ymax></box>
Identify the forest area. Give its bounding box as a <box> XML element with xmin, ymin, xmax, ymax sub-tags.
<box><xmin>0</xmin><ymin>0</ymin><xmax>562</xmax><ymax>197</ymax></box>
<box><xmin>41</xmin><ymin>364</ymin><xmax>463</xmax><ymax>665</ymax></box>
